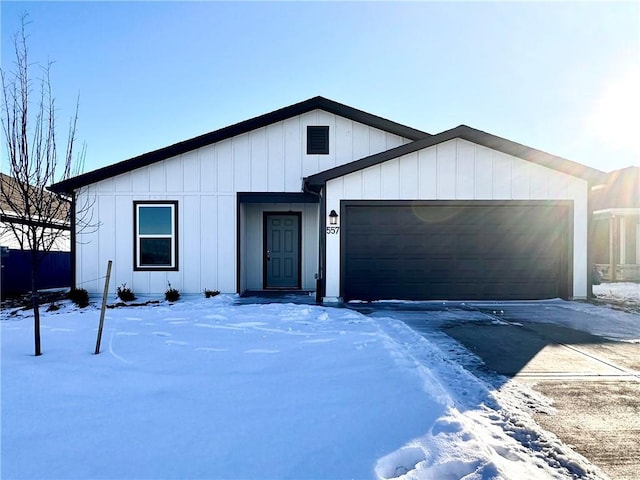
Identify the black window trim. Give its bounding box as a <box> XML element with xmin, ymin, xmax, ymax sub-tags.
<box><xmin>133</xmin><ymin>200</ymin><xmax>179</xmax><ymax>271</ymax></box>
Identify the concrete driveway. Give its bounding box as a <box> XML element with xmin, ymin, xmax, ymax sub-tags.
<box><xmin>350</xmin><ymin>301</ymin><xmax>640</xmax><ymax>480</ymax></box>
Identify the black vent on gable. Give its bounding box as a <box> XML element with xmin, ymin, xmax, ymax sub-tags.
<box><xmin>307</xmin><ymin>126</ymin><xmax>329</xmax><ymax>154</ymax></box>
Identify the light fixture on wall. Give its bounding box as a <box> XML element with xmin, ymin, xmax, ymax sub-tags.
<box><xmin>329</xmin><ymin>209</ymin><xmax>338</xmax><ymax>225</ymax></box>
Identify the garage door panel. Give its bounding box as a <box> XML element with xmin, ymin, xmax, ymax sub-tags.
<box><xmin>342</xmin><ymin>202</ymin><xmax>570</xmax><ymax>301</ymax></box>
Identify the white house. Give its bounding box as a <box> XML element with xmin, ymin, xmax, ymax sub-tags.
<box><xmin>50</xmin><ymin>97</ymin><xmax>605</xmax><ymax>301</ymax></box>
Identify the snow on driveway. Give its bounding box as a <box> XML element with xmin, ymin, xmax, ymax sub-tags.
<box><xmin>1</xmin><ymin>296</ymin><xmax>606</xmax><ymax>479</ymax></box>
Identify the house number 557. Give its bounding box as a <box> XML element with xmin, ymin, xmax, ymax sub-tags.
<box><xmin>326</xmin><ymin>226</ymin><xmax>340</xmax><ymax>235</ymax></box>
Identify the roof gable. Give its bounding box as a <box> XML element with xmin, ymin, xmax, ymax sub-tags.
<box><xmin>305</xmin><ymin>125</ymin><xmax>606</xmax><ymax>188</ymax></box>
<box><xmin>50</xmin><ymin>96</ymin><xmax>430</xmax><ymax>194</ymax></box>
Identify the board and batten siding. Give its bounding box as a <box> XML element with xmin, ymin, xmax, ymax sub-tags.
<box><xmin>324</xmin><ymin>139</ymin><xmax>590</xmax><ymax>300</ymax></box>
<box><xmin>74</xmin><ymin>110</ymin><xmax>413</xmax><ymax>295</ymax></box>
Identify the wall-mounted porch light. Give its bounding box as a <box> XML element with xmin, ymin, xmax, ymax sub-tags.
<box><xmin>329</xmin><ymin>209</ymin><xmax>339</xmax><ymax>225</ymax></box>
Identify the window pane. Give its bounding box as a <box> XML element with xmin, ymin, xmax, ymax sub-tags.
<box><xmin>139</xmin><ymin>206</ymin><xmax>172</xmax><ymax>235</ymax></box>
<box><xmin>140</xmin><ymin>238</ymin><xmax>172</xmax><ymax>266</ymax></box>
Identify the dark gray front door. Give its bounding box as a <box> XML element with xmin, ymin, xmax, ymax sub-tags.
<box><xmin>264</xmin><ymin>213</ymin><xmax>301</xmax><ymax>289</ymax></box>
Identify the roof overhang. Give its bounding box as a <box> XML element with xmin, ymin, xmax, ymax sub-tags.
<box><xmin>593</xmin><ymin>208</ymin><xmax>640</xmax><ymax>219</ymax></box>
<box><xmin>0</xmin><ymin>213</ymin><xmax>71</xmax><ymax>230</ymax></box>
<box><xmin>50</xmin><ymin>96</ymin><xmax>430</xmax><ymax>195</ymax></box>
<box><xmin>237</xmin><ymin>192</ymin><xmax>319</xmax><ymax>204</ymax></box>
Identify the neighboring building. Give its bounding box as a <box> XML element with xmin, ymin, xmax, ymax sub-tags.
<box><xmin>50</xmin><ymin>97</ymin><xmax>604</xmax><ymax>301</ymax></box>
<box><xmin>0</xmin><ymin>173</ymin><xmax>71</xmax><ymax>252</ymax></box>
<box><xmin>592</xmin><ymin>166</ymin><xmax>640</xmax><ymax>282</ymax></box>
<box><xmin>0</xmin><ymin>173</ymin><xmax>72</xmax><ymax>297</ymax></box>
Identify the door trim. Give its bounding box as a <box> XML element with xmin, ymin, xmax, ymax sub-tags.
<box><xmin>263</xmin><ymin>212</ymin><xmax>302</xmax><ymax>289</ymax></box>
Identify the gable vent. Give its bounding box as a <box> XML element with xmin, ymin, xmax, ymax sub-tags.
<box><xmin>307</xmin><ymin>126</ymin><xmax>330</xmax><ymax>154</ymax></box>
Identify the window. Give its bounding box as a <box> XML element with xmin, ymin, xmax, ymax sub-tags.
<box><xmin>134</xmin><ymin>201</ymin><xmax>178</xmax><ymax>270</ymax></box>
<box><xmin>307</xmin><ymin>126</ymin><xmax>329</xmax><ymax>154</ymax></box>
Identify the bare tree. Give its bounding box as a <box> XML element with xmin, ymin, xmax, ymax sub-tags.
<box><xmin>1</xmin><ymin>15</ymin><xmax>86</xmax><ymax>356</ymax></box>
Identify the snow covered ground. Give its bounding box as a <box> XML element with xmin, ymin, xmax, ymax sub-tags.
<box><xmin>3</xmin><ymin>292</ymin><xmax>635</xmax><ymax>479</ymax></box>
<box><xmin>592</xmin><ymin>282</ymin><xmax>640</xmax><ymax>313</ymax></box>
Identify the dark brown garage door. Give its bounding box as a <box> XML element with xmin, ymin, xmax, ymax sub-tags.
<box><xmin>342</xmin><ymin>201</ymin><xmax>572</xmax><ymax>301</ymax></box>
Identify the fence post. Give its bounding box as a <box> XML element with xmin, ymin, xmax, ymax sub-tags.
<box><xmin>94</xmin><ymin>260</ymin><xmax>112</xmax><ymax>355</ymax></box>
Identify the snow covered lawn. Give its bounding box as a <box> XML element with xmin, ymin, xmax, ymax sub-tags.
<box><xmin>1</xmin><ymin>296</ymin><xmax>605</xmax><ymax>479</ymax></box>
<box><xmin>592</xmin><ymin>282</ymin><xmax>640</xmax><ymax>313</ymax></box>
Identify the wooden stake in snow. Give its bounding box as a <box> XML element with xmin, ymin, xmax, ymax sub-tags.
<box><xmin>94</xmin><ymin>260</ymin><xmax>112</xmax><ymax>354</ymax></box>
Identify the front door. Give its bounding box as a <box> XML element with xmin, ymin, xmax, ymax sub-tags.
<box><xmin>264</xmin><ymin>213</ymin><xmax>301</xmax><ymax>289</ymax></box>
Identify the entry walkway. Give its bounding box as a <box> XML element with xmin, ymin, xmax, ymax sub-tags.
<box><xmin>235</xmin><ymin>290</ymin><xmax>317</xmax><ymax>305</ymax></box>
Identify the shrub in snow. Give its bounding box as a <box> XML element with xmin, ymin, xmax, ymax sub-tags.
<box><xmin>204</xmin><ymin>289</ymin><xmax>220</xmax><ymax>298</ymax></box>
<box><xmin>67</xmin><ymin>288</ymin><xmax>89</xmax><ymax>308</ymax></box>
<box><xmin>165</xmin><ymin>283</ymin><xmax>180</xmax><ymax>302</ymax></box>
<box><xmin>592</xmin><ymin>265</ymin><xmax>602</xmax><ymax>286</ymax></box>
<box><xmin>116</xmin><ymin>283</ymin><xmax>136</xmax><ymax>302</ymax></box>
<box><xmin>46</xmin><ymin>302</ymin><xmax>60</xmax><ymax>312</ymax></box>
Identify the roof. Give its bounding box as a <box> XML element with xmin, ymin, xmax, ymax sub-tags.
<box><xmin>50</xmin><ymin>96</ymin><xmax>430</xmax><ymax>195</ymax></box>
<box><xmin>0</xmin><ymin>173</ymin><xmax>70</xmax><ymax>228</ymax></box>
<box><xmin>591</xmin><ymin>166</ymin><xmax>640</xmax><ymax>210</ymax></box>
<box><xmin>305</xmin><ymin>124</ymin><xmax>606</xmax><ymax>189</ymax></box>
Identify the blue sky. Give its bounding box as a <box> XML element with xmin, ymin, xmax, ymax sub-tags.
<box><xmin>1</xmin><ymin>1</ymin><xmax>639</xmax><ymax>174</ymax></box>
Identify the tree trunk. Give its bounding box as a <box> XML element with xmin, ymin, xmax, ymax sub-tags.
<box><xmin>31</xmin><ymin>256</ymin><xmax>41</xmax><ymax>356</ymax></box>
<box><xmin>1</xmin><ymin>16</ymin><xmax>91</xmax><ymax>357</ymax></box>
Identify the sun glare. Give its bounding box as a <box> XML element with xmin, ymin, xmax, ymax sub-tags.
<box><xmin>587</xmin><ymin>65</ymin><xmax>640</xmax><ymax>161</ymax></box>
